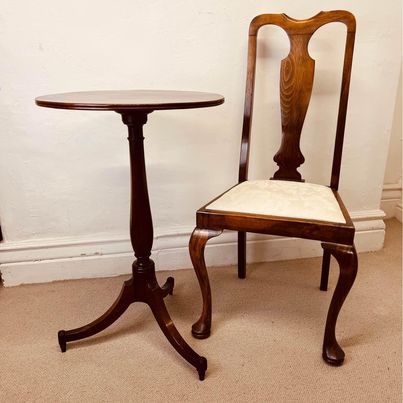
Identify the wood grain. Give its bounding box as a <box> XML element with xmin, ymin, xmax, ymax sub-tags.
<box><xmin>239</xmin><ymin>10</ymin><xmax>356</xmax><ymax>184</ymax></box>
<box><xmin>273</xmin><ymin>34</ymin><xmax>314</xmax><ymax>181</ymax></box>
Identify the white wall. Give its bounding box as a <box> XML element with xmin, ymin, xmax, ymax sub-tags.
<box><xmin>0</xmin><ymin>1</ymin><xmax>401</xmax><ymax>285</ymax></box>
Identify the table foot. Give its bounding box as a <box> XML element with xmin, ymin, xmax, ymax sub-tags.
<box><xmin>161</xmin><ymin>276</ymin><xmax>175</xmax><ymax>297</ymax></box>
<box><xmin>198</xmin><ymin>363</ymin><xmax>207</xmax><ymax>381</ymax></box>
<box><xmin>58</xmin><ymin>330</ymin><xmax>67</xmax><ymax>352</ymax></box>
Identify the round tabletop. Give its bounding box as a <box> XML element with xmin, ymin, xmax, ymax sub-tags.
<box><xmin>35</xmin><ymin>90</ymin><xmax>224</xmax><ymax>111</ymax></box>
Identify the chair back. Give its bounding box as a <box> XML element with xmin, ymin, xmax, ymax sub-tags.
<box><xmin>238</xmin><ymin>10</ymin><xmax>356</xmax><ymax>190</ymax></box>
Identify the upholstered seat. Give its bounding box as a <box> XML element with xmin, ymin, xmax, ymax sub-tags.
<box><xmin>206</xmin><ymin>180</ymin><xmax>346</xmax><ymax>224</ymax></box>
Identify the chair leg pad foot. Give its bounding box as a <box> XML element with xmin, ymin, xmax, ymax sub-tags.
<box><xmin>191</xmin><ymin>322</ymin><xmax>210</xmax><ymax>339</ymax></box>
<box><xmin>323</xmin><ymin>354</ymin><xmax>344</xmax><ymax>366</ymax></box>
<box><xmin>322</xmin><ymin>344</ymin><xmax>345</xmax><ymax>366</ymax></box>
<box><xmin>191</xmin><ymin>329</ymin><xmax>210</xmax><ymax>339</ymax></box>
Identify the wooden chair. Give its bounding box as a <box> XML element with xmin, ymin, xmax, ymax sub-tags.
<box><xmin>189</xmin><ymin>10</ymin><xmax>357</xmax><ymax>366</ymax></box>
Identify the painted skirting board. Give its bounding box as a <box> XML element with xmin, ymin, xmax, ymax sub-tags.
<box><xmin>381</xmin><ymin>182</ymin><xmax>402</xmax><ymax>221</ymax></box>
<box><xmin>0</xmin><ymin>209</ymin><xmax>385</xmax><ymax>287</ymax></box>
<box><xmin>396</xmin><ymin>204</ymin><xmax>403</xmax><ymax>223</ymax></box>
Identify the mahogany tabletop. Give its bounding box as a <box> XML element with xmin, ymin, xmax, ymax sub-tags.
<box><xmin>35</xmin><ymin>89</ymin><xmax>224</xmax><ymax>111</ymax></box>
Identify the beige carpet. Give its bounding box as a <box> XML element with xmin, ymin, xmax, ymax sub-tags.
<box><xmin>0</xmin><ymin>220</ymin><xmax>401</xmax><ymax>402</ymax></box>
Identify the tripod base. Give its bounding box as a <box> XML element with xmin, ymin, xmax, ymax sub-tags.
<box><xmin>58</xmin><ymin>260</ymin><xmax>207</xmax><ymax>381</ymax></box>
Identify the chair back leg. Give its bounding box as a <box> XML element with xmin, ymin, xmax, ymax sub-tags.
<box><xmin>238</xmin><ymin>231</ymin><xmax>247</xmax><ymax>278</ymax></box>
<box><xmin>320</xmin><ymin>250</ymin><xmax>331</xmax><ymax>291</ymax></box>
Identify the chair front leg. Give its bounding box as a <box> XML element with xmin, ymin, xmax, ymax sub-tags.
<box><xmin>321</xmin><ymin>243</ymin><xmax>358</xmax><ymax>365</ymax></box>
<box><xmin>189</xmin><ymin>227</ymin><xmax>222</xmax><ymax>339</ymax></box>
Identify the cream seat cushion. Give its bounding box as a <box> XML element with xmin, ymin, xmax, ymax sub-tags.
<box><xmin>206</xmin><ymin>180</ymin><xmax>346</xmax><ymax>224</ymax></box>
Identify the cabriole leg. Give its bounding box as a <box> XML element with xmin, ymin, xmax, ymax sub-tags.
<box><xmin>321</xmin><ymin>243</ymin><xmax>358</xmax><ymax>365</ymax></box>
<box><xmin>189</xmin><ymin>227</ymin><xmax>222</xmax><ymax>339</ymax></box>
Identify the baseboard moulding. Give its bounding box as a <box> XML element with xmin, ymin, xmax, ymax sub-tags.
<box><xmin>0</xmin><ymin>209</ymin><xmax>386</xmax><ymax>287</ymax></box>
<box><xmin>381</xmin><ymin>182</ymin><xmax>402</xmax><ymax>220</ymax></box>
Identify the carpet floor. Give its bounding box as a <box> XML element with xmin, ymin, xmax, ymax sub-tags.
<box><xmin>0</xmin><ymin>220</ymin><xmax>401</xmax><ymax>402</ymax></box>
